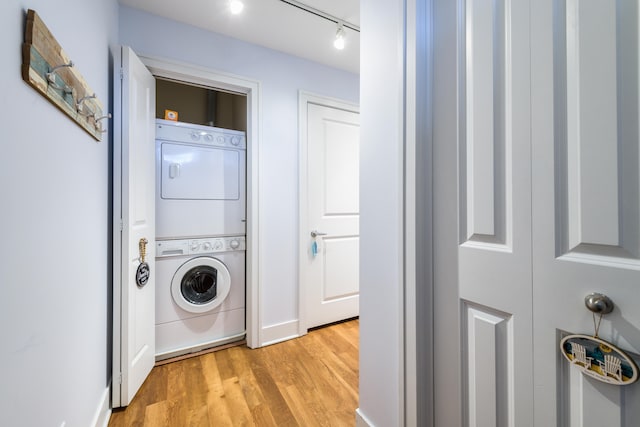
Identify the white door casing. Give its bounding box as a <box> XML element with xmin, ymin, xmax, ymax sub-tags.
<box><xmin>433</xmin><ymin>0</ymin><xmax>640</xmax><ymax>425</ymax></box>
<box><xmin>532</xmin><ymin>1</ymin><xmax>640</xmax><ymax>424</ymax></box>
<box><xmin>299</xmin><ymin>93</ymin><xmax>360</xmax><ymax>331</ymax></box>
<box><xmin>139</xmin><ymin>55</ymin><xmax>262</xmax><ymax>348</ymax></box>
<box><xmin>112</xmin><ymin>46</ymin><xmax>156</xmax><ymax>407</ymax></box>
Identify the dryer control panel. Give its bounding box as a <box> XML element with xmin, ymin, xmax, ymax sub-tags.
<box><xmin>156</xmin><ymin>119</ymin><xmax>246</xmax><ymax>149</ymax></box>
<box><xmin>156</xmin><ymin>236</ymin><xmax>246</xmax><ymax>258</ymax></box>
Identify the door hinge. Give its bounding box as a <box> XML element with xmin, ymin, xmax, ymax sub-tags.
<box><xmin>117</xmin><ymin>372</ymin><xmax>122</xmax><ymax>385</ymax></box>
<box><xmin>119</xmin><ymin>68</ymin><xmax>124</xmax><ymax>80</ymax></box>
<box><xmin>119</xmin><ymin>219</ymin><xmax>124</xmax><ymax>231</ymax></box>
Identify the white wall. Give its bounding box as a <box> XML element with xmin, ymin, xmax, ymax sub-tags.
<box><xmin>358</xmin><ymin>0</ymin><xmax>406</xmax><ymax>425</ymax></box>
<box><xmin>119</xmin><ymin>6</ymin><xmax>359</xmax><ymax>330</ymax></box>
<box><xmin>0</xmin><ymin>1</ymin><xmax>117</xmax><ymax>426</ymax></box>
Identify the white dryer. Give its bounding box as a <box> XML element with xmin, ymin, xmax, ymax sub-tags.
<box><xmin>155</xmin><ymin>236</ymin><xmax>245</xmax><ymax>360</ymax></box>
<box><xmin>155</xmin><ymin>119</ymin><xmax>246</xmax><ymax>239</ymax></box>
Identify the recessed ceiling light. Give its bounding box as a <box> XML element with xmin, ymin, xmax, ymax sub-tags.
<box><xmin>230</xmin><ymin>0</ymin><xmax>244</xmax><ymax>14</ymax></box>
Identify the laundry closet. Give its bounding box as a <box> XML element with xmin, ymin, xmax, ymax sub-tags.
<box><xmin>153</xmin><ymin>78</ymin><xmax>248</xmax><ymax>361</ymax></box>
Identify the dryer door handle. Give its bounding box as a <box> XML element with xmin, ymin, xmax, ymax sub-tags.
<box><xmin>169</xmin><ymin>163</ymin><xmax>180</xmax><ymax>179</ymax></box>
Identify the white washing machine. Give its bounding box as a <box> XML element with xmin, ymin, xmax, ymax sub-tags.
<box><xmin>155</xmin><ymin>236</ymin><xmax>245</xmax><ymax>360</ymax></box>
<box><xmin>155</xmin><ymin>119</ymin><xmax>246</xmax><ymax>239</ymax></box>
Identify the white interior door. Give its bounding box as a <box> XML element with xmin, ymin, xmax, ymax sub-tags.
<box><xmin>433</xmin><ymin>0</ymin><xmax>640</xmax><ymax>425</ymax></box>
<box><xmin>455</xmin><ymin>0</ymin><xmax>533</xmax><ymax>424</ymax></box>
<box><xmin>113</xmin><ymin>46</ymin><xmax>156</xmax><ymax>407</ymax></box>
<box><xmin>532</xmin><ymin>1</ymin><xmax>640</xmax><ymax>424</ymax></box>
<box><xmin>300</xmin><ymin>96</ymin><xmax>360</xmax><ymax>330</ymax></box>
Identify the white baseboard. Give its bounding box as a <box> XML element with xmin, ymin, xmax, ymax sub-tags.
<box><xmin>355</xmin><ymin>408</ymin><xmax>374</xmax><ymax>427</ymax></box>
<box><xmin>91</xmin><ymin>387</ymin><xmax>111</xmax><ymax>427</ymax></box>
<box><xmin>260</xmin><ymin>319</ymin><xmax>299</xmax><ymax>346</ymax></box>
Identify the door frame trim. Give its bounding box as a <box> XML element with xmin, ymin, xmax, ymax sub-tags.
<box><xmin>297</xmin><ymin>91</ymin><xmax>359</xmax><ymax>336</ymax></box>
<box><xmin>138</xmin><ymin>53</ymin><xmax>262</xmax><ymax>349</ymax></box>
<box><xmin>404</xmin><ymin>0</ymin><xmax>434</xmax><ymax>424</ymax></box>
<box><xmin>112</xmin><ymin>46</ymin><xmax>124</xmax><ymax>408</ymax></box>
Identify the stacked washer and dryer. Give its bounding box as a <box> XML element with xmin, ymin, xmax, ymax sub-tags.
<box><xmin>154</xmin><ymin>118</ymin><xmax>247</xmax><ymax>361</ymax></box>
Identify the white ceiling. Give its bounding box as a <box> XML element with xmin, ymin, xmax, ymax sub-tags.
<box><xmin>119</xmin><ymin>0</ymin><xmax>360</xmax><ymax>74</ymax></box>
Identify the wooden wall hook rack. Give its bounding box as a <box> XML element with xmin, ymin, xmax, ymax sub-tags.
<box><xmin>21</xmin><ymin>9</ymin><xmax>108</xmax><ymax>141</ymax></box>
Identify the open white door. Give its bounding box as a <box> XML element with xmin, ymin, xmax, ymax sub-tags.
<box><xmin>300</xmin><ymin>94</ymin><xmax>360</xmax><ymax>331</ymax></box>
<box><xmin>446</xmin><ymin>0</ymin><xmax>533</xmax><ymax>423</ymax></box>
<box><xmin>112</xmin><ymin>46</ymin><xmax>156</xmax><ymax>408</ymax></box>
<box><xmin>432</xmin><ymin>0</ymin><xmax>640</xmax><ymax>425</ymax></box>
<box><xmin>532</xmin><ymin>1</ymin><xmax>640</xmax><ymax>424</ymax></box>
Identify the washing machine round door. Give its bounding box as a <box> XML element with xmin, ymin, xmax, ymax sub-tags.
<box><xmin>171</xmin><ymin>257</ymin><xmax>231</xmax><ymax>313</ymax></box>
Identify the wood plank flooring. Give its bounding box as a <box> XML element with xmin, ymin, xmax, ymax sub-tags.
<box><xmin>109</xmin><ymin>319</ymin><xmax>359</xmax><ymax>427</ymax></box>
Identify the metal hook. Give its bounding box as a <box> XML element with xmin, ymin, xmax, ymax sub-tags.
<box><xmin>76</xmin><ymin>93</ymin><xmax>97</xmax><ymax>116</ymax></box>
<box><xmin>94</xmin><ymin>113</ymin><xmax>111</xmax><ymax>122</ymax></box>
<box><xmin>94</xmin><ymin>113</ymin><xmax>112</xmax><ymax>133</ymax></box>
<box><xmin>46</xmin><ymin>61</ymin><xmax>74</xmax><ymax>92</ymax></box>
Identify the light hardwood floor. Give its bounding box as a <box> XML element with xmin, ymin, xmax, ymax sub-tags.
<box><xmin>109</xmin><ymin>319</ymin><xmax>359</xmax><ymax>427</ymax></box>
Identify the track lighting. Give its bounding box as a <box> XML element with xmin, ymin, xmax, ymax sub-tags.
<box><xmin>230</xmin><ymin>0</ymin><xmax>244</xmax><ymax>15</ymax></box>
<box><xmin>333</xmin><ymin>24</ymin><xmax>345</xmax><ymax>50</ymax></box>
<box><xmin>275</xmin><ymin>1</ymin><xmax>359</xmax><ymax>50</ymax></box>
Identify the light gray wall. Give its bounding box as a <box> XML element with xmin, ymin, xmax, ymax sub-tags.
<box><xmin>119</xmin><ymin>6</ymin><xmax>359</xmax><ymax>328</ymax></box>
<box><xmin>0</xmin><ymin>1</ymin><xmax>118</xmax><ymax>426</ymax></box>
<box><xmin>358</xmin><ymin>0</ymin><xmax>406</xmax><ymax>425</ymax></box>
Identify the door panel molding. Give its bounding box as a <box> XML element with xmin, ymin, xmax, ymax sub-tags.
<box><xmin>461</xmin><ymin>0</ymin><xmax>512</xmax><ymax>247</ymax></box>
<box><xmin>463</xmin><ymin>302</ymin><xmax>514</xmax><ymax>427</ymax></box>
<box><xmin>553</xmin><ymin>0</ymin><xmax>640</xmax><ymax>263</ymax></box>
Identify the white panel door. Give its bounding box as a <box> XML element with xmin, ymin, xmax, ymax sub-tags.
<box><xmin>302</xmin><ymin>101</ymin><xmax>360</xmax><ymax>329</ymax></box>
<box><xmin>532</xmin><ymin>1</ymin><xmax>640</xmax><ymax>424</ymax></box>
<box><xmin>433</xmin><ymin>0</ymin><xmax>640</xmax><ymax>424</ymax></box>
<box><xmin>456</xmin><ymin>0</ymin><xmax>533</xmax><ymax>424</ymax></box>
<box><xmin>113</xmin><ymin>46</ymin><xmax>156</xmax><ymax>407</ymax></box>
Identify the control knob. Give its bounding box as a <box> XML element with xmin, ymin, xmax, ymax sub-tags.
<box><xmin>231</xmin><ymin>136</ymin><xmax>240</xmax><ymax>146</ymax></box>
<box><xmin>190</xmin><ymin>132</ymin><xmax>201</xmax><ymax>141</ymax></box>
<box><xmin>229</xmin><ymin>239</ymin><xmax>240</xmax><ymax>250</ymax></box>
<box><xmin>214</xmin><ymin>240</ymin><xmax>223</xmax><ymax>250</ymax></box>
<box><xmin>203</xmin><ymin>242</ymin><xmax>212</xmax><ymax>251</ymax></box>
<box><xmin>204</xmin><ymin>133</ymin><xmax>214</xmax><ymax>142</ymax></box>
<box><xmin>190</xmin><ymin>241</ymin><xmax>200</xmax><ymax>252</ymax></box>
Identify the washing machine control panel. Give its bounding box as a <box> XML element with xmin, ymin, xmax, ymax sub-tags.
<box><xmin>156</xmin><ymin>236</ymin><xmax>246</xmax><ymax>258</ymax></box>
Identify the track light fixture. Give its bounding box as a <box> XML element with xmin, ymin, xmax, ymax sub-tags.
<box><xmin>333</xmin><ymin>24</ymin><xmax>346</xmax><ymax>50</ymax></box>
<box><xmin>278</xmin><ymin>0</ymin><xmax>359</xmax><ymax>32</ymax></box>
<box><xmin>277</xmin><ymin>0</ymin><xmax>359</xmax><ymax>50</ymax></box>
